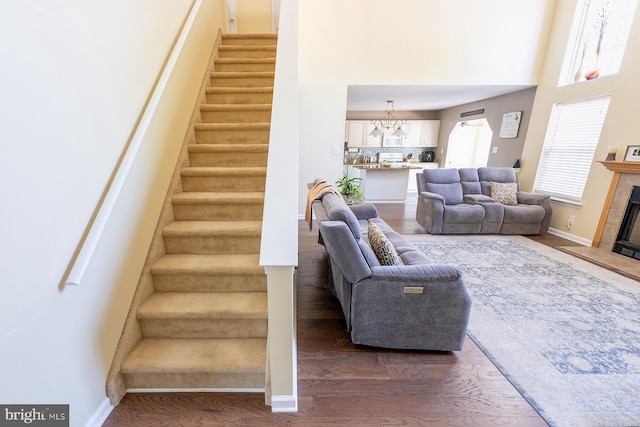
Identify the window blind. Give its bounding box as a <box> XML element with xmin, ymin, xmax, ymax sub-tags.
<box><xmin>533</xmin><ymin>97</ymin><xmax>610</xmax><ymax>202</ymax></box>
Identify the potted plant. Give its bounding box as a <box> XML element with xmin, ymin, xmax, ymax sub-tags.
<box><xmin>336</xmin><ymin>175</ymin><xmax>365</xmax><ymax>205</ymax></box>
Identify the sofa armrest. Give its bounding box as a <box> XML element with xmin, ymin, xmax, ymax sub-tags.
<box><xmin>463</xmin><ymin>194</ymin><xmax>495</xmax><ymax>204</ymax></box>
<box><xmin>517</xmin><ymin>191</ymin><xmax>553</xmax><ymax>233</ymax></box>
<box><xmin>351</xmin><ymin>265</ymin><xmax>471</xmax><ymax>351</ymax></box>
<box><xmin>416</xmin><ymin>192</ymin><xmax>446</xmax><ymax>234</ymax></box>
<box><xmin>370</xmin><ymin>264</ymin><xmax>461</xmax><ymax>282</ymax></box>
<box><xmin>516</xmin><ymin>191</ymin><xmax>550</xmax><ymax>206</ymax></box>
<box><xmin>349</xmin><ymin>203</ymin><xmax>379</xmax><ymax>220</ymax></box>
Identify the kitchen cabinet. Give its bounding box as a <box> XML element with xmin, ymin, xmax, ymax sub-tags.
<box><xmin>345</xmin><ymin>120</ymin><xmax>381</xmax><ymax>147</ymax></box>
<box><xmin>403</xmin><ymin>120</ymin><xmax>440</xmax><ymax>147</ymax></box>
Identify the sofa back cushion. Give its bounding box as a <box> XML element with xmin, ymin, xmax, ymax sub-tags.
<box><xmin>478</xmin><ymin>167</ymin><xmax>519</xmax><ymax>196</ymax></box>
<box><xmin>423</xmin><ymin>168</ymin><xmax>464</xmax><ymax>205</ymax></box>
<box><xmin>459</xmin><ymin>168</ymin><xmax>481</xmax><ymax>195</ymax></box>
<box><xmin>322</xmin><ymin>193</ymin><xmax>362</xmax><ymax>240</ymax></box>
<box><xmin>319</xmin><ymin>221</ymin><xmax>372</xmax><ymax>283</ymax></box>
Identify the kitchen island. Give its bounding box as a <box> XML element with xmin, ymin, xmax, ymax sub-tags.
<box><xmin>349</xmin><ymin>164</ymin><xmax>422</xmax><ymax>202</ymax></box>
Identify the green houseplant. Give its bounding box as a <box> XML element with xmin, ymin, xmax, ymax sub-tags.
<box><xmin>336</xmin><ymin>175</ymin><xmax>365</xmax><ymax>205</ymax></box>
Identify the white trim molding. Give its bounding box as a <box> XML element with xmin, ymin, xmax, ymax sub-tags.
<box><xmin>270</xmin><ymin>395</ymin><xmax>298</xmax><ymax>413</ymax></box>
<box><xmin>84</xmin><ymin>398</ymin><xmax>113</xmax><ymax>427</ymax></box>
<box><xmin>548</xmin><ymin>227</ymin><xmax>592</xmax><ymax>246</ymax></box>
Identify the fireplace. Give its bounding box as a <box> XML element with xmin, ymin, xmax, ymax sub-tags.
<box><xmin>613</xmin><ymin>186</ymin><xmax>640</xmax><ymax>259</ymax></box>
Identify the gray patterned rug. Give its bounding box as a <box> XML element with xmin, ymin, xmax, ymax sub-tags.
<box><xmin>405</xmin><ymin>234</ymin><xmax>640</xmax><ymax>427</ymax></box>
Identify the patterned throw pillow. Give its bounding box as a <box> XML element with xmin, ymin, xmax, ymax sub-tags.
<box><xmin>367</xmin><ymin>221</ymin><xmax>399</xmax><ymax>266</ymax></box>
<box><xmin>490</xmin><ymin>182</ymin><xmax>518</xmax><ymax>205</ymax></box>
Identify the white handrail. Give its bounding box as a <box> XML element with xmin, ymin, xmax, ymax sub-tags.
<box><xmin>64</xmin><ymin>0</ymin><xmax>201</xmax><ymax>287</ymax></box>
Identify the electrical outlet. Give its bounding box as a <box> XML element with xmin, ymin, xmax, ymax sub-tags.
<box><xmin>567</xmin><ymin>215</ymin><xmax>575</xmax><ymax>229</ymax></box>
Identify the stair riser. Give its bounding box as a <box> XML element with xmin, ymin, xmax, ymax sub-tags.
<box><xmin>210</xmin><ymin>76</ymin><xmax>274</xmax><ymax>88</ymax></box>
<box><xmin>218</xmin><ymin>49</ymin><xmax>276</xmax><ymax>59</ymax></box>
<box><xmin>173</xmin><ymin>204</ymin><xmax>263</xmax><ymax>221</ymax></box>
<box><xmin>188</xmin><ymin>151</ymin><xmax>268</xmax><ymax>167</ymax></box>
<box><xmin>164</xmin><ymin>236</ymin><xmax>261</xmax><ymax>254</ymax></box>
<box><xmin>215</xmin><ymin>63</ymin><xmax>275</xmax><ymax>72</ymax></box>
<box><xmin>123</xmin><ymin>372</ymin><xmax>265</xmax><ymax>390</ymax></box>
<box><xmin>152</xmin><ymin>275</ymin><xmax>267</xmax><ymax>293</ymax></box>
<box><xmin>141</xmin><ymin>319</ymin><xmax>267</xmax><ymax>339</ymax></box>
<box><xmin>200</xmin><ymin>110</ymin><xmax>272</xmax><ymax>123</ymax></box>
<box><xmin>181</xmin><ymin>176</ymin><xmax>266</xmax><ymax>192</ymax></box>
<box><xmin>195</xmin><ymin>130</ymin><xmax>270</xmax><ymax>144</ymax></box>
<box><xmin>206</xmin><ymin>92</ymin><xmax>273</xmax><ymax>104</ymax></box>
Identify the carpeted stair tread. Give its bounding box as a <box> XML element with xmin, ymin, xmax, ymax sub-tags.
<box><xmin>187</xmin><ymin>144</ymin><xmax>268</xmax><ymax>153</ymax></box>
<box><xmin>162</xmin><ymin>220</ymin><xmax>262</xmax><ymax>237</ymax></box>
<box><xmin>194</xmin><ymin>123</ymin><xmax>270</xmax><ymax>131</ymax></box>
<box><xmin>215</xmin><ymin>58</ymin><xmax>275</xmax><ymax>65</ymax></box>
<box><xmin>206</xmin><ymin>87</ymin><xmax>273</xmax><ymax>95</ymax></box>
<box><xmin>210</xmin><ymin>71</ymin><xmax>275</xmax><ymax>78</ymax></box>
<box><xmin>200</xmin><ymin>104</ymin><xmax>272</xmax><ymax>112</ymax></box>
<box><xmin>121</xmin><ymin>338</ymin><xmax>266</xmax><ymax>374</ymax></box>
<box><xmin>222</xmin><ymin>34</ymin><xmax>277</xmax><ymax>44</ymax></box>
<box><xmin>172</xmin><ymin>192</ymin><xmax>264</xmax><ymax>205</ymax></box>
<box><xmin>151</xmin><ymin>254</ymin><xmax>263</xmax><ymax>275</ymax></box>
<box><xmin>181</xmin><ymin>166</ymin><xmax>266</xmax><ymax>177</ymax></box>
<box><xmin>138</xmin><ymin>292</ymin><xmax>267</xmax><ymax>320</ymax></box>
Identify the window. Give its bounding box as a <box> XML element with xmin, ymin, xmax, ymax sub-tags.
<box><xmin>559</xmin><ymin>0</ymin><xmax>638</xmax><ymax>86</ymax></box>
<box><xmin>533</xmin><ymin>97</ymin><xmax>611</xmax><ymax>203</ymax></box>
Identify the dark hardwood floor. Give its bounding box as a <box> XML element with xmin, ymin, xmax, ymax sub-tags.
<box><xmin>104</xmin><ymin>197</ymin><xmax>576</xmax><ymax>426</ymax></box>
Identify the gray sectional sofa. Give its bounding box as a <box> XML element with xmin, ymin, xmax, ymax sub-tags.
<box><xmin>416</xmin><ymin>167</ymin><xmax>552</xmax><ymax>235</ymax></box>
<box><xmin>312</xmin><ymin>189</ymin><xmax>471</xmax><ymax>351</ymax></box>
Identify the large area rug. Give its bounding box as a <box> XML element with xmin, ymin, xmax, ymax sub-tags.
<box><xmin>404</xmin><ymin>234</ymin><xmax>640</xmax><ymax>427</ymax></box>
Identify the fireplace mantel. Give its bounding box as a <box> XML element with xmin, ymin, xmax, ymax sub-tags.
<box><xmin>594</xmin><ymin>161</ymin><xmax>640</xmax><ymax>247</ymax></box>
<box><xmin>599</xmin><ymin>161</ymin><xmax>640</xmax><ymax>174</ymax></box>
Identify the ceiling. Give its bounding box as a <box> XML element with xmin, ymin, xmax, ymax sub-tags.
<box><xmin>346</xmin><ymin>85</ymin><xmax>535</xmax><ymax>112</ymax></box>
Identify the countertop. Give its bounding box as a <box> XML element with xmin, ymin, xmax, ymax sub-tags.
<box><xmin>352</xmin><ymin>163</ymin><xmax>424</xmax><ymax>170</ymax></box>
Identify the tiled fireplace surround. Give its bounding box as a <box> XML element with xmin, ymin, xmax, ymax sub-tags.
<box><xmin>561</xmin><ymin>161</ymin><xmax>640</xmax><ymax>281</ymax></box>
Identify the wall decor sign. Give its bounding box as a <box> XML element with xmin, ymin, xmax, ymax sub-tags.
<box><xmin>499</xmin><ymin>111</ymin><xmax>522</xmax><ymax>138</ymax></box>
<box><xmin>624</xmin><ymin>145</ymin><xmax>640</xmax><ymax>162</ymax></box>
<box><xmin>460</xmin><ymin>109</ymin><xmax>484</xmax><ymax>118</ymax></box>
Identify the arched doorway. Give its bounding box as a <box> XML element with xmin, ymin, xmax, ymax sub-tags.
<box><xmin>445</xmin><ymin>118</ymin><xmax>493</xmax><ymax>168</ymax></box>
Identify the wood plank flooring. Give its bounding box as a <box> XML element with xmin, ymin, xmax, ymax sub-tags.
<box><xmin>104</xmin><ymin>196</ymin><xmax>578</xmax><ymax>426</ymax></box>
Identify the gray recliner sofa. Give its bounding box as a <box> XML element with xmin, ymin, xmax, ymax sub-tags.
<box><xmin>416</xmin><ymin>167</ymin><xmax>552</xmax><ymax>235</ymax></box>
<box><xmin>312</xmin><ymin>190</ymin><xmax>471</xmax><ymax>351</ymax></box>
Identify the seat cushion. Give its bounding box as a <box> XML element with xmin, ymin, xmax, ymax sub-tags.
<box><xmin>502</xmin><ymin>204</ymin><xmax>545</xmax><ymax>223</ymax></box>
<box><xmin>443</xmin><ymin>204</ymin><xmax>485</xmax><ymax>223</ymax></box>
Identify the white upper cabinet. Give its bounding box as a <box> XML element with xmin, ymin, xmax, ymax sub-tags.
<box><xmin>403</xmin><ymin>120</ymin><xmax>440</xmax><ymax>147</ymax></box>
<box><xmin>345</xmin><ymin>120</ymin><xmax>381</xmax><ymax>147</ymax></box>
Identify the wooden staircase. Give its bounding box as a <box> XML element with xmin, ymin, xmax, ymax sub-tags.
<box><xmin>119</xmin><ymin>33</ymin><xmax>276</xmax><ymax>392</ymax></box>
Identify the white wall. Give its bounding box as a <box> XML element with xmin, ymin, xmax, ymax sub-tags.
<box><xmin>520</xmin><ymin>0</ymin><xmax>640</xmax><ymax>243</ymax></box>
<box><xmin>0</xmin><ymin>0</ymin><xmax>223</xmax><ymax>424</ymax></box>
<box><xmin>297</xmin><ymin>0</ymin><xmax>557</xmax><ymax>213</ymax></box>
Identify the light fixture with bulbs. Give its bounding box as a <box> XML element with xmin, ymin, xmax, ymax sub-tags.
<box><xmin>369</xmin><ymin>100</ymin><xmax>407</xmax><ymax>137</ymax></box>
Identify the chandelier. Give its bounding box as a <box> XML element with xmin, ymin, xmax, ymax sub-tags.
<box><xmin>369</xmin><ymin>100</ymin><xmax>407</xmax><ymax>137</ymax></box>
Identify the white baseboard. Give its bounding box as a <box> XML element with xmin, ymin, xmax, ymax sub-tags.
<box><xmin>84</xmin><ymin>398</ymin><xmax>113</xmax><ymax>427</ymax></box>
<box><xmin>270</xmin><ymin>394</ymin><xmax>298</xmax><ymax>412</ymax></box>
<box><xmin>548</xmin><ymin>227</ymin><xmax>592</xmax><ymax>246</ymax></box>
<box><xmin>126</xmin><ymin>387</ymin><xmax>264</xmax><ymax>393</ymax></box>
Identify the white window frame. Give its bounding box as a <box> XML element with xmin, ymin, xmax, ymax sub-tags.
<box><xmin>559</xmin><ymin>0</ymin><xmax>638</xmax><ymax>86</ymax></box>
<box><xmin>533</xmin><ymin>97</ymin><xmax>611</xmax><ymax>204</ymax></box>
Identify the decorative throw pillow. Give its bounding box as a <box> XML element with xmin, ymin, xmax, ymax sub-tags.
<box><xmin>367</xmin><ymin>221</ymin><xmax>399</xmax><ymax>266</ymax></box>
<box><xmin>490</xmin><ymin>182</ymin><xmax>518</xmax><ymax>205</ymax></box>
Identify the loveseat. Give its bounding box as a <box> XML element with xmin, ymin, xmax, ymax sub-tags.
<box><xmin>416</xmin><ymin>167</ymin><xmax>552</xmax><ymax>235</ymax></box>
<box><xmin>311</xmin><ymin>187</ymin><xmax>471</xmax><ymax>351</ymax></box>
